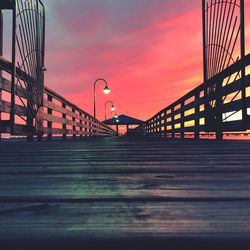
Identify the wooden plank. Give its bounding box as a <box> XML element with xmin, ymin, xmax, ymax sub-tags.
<box><xmin>0</xmin><ymin>137</ymin><xmax>250</xmax><ymax>249</ymax></box>
<box><xmin>42</xmin><ymin>128</ymin><xmax>112</xmax><ymax>136</ymax></box>
<box><xmin>0</xmin><ymin>56</ymin><xmax>36</xmax><ymax>85</ymax></box>
<box><xmin>0</xmin><ymin>57</ymin><xmax>115</xmax><ymax>137</ymax></box>
<box><xmin>0</xmin><ymin>100</ymin><xmax>27</xmax><ymax>116</ymax></box>
<box><xmin>0</xmin><ymin>172</ymin><xmax>250</xmax><ymax>200</ymax></box>
<box><xmin>0</xmin><ymin>201</ymin><xmax>250</xmax><ymax>249</ymax></box>
<box><xmin>44</xmin><ymin>87</ymin><xmax>98</xmax><ymax>125</ymax></box>
<box><xmin>44</xmin><ymin>99</ymin><xmax>88</xmax><ymax>122</ymax></box>
<box><xmin>43</xmin><ymin>113</ymin><xmax>89</xmax><ymax>128</ymax></box>
<box><xmin>43</xmin><ymin>128</ymin><xmax>91</xmax><ymax>136</ymax></box>
<box><xmin>0</xmin><ymin>77</ymin><xmax>28</xmax><ymax>99</ymax></box>
<box><xmin>0</xmin><ymin>77</ymin><xmax>11</xmax><ymax>92</ymax></box>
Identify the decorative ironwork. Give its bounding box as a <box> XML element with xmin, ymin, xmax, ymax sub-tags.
<box><xmin>202</xmin><ymin>0</ymin><xmax>246</xmax><ymax>135</ymax></box>
<box><xmin>134</xmin><ymin>0</ymin><xmax>249</xmax><ymax>140</ymax></box>
<box><xmin>11</xmin><ymin>0</ymin><xmax>45</xmax><ymax>135</ymax></box>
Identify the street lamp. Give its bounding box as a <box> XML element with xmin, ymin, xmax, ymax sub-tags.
<box><xmin>105</xmin><ymin>101</ymin><xmax>116</xmax><ymax>120</ymax></box>
<box><xmin>110</xmin><ymin>111</ymin><xmax>118</xmax><ymax>119</ymax></box>
<box><xmin>94</xmin><ymin>78</ymin><xmax>111</xmax><ymax>118</ymax></box>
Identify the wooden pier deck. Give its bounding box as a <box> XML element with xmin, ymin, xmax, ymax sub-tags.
<box><xmin>0</xmin><ymin>137</ymin><xmax>250</xmax><ymax>249</ymax></box>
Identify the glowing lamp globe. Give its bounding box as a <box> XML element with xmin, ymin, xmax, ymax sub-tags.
<box><xmin>111</xmin><ymin>105</ymin><xmax>116</xmax><ymax>111</ymax></box>
<box><xmin>103</xmin><ymin>86</ymin><xmax>111</xmax><ymax>95</ymax></box>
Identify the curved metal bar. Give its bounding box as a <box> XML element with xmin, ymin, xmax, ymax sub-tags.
<box><xmin>110</xmin><ymin>111</ymin><xmax>118</xmax><ymax>119</ymax></box>
<box><xmin>104</xmin><ymin>101</ymin><xmax>115</xmax><ymax>120</ymax></box>
<box><xmin>205</xmin><ymin>43</ymin><xmax>236</xmax><ymax>68</ymax></box>
<box><xmin>94</xmin><ymin>78</ymin><xmax>108</xmax><ymax>87</ymax></box>
<box><xmin>205</xmin><ymin>0</ymin><xmax>240</xmax><ymax>12</ymax></box>
<box><xmin>18</xmin><ymin>48</ymin><xmax>42</xmax><ymax>66</ymax></box>
<box><xmin>94</xmin><ymin>78</ymin><xmax>109</xmax><ymax>118</ymax></box>
<box><xmin>105</xmin><ymin>100</ymin><xmax>114</xmax><ymax>109</ymax></box>
<box><xmin>17</xmin><ymin>8</ymin><xmax>44</xmax><ymax>18</ymax></box>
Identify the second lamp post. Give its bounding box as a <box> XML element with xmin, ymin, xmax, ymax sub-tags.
<box><xmin>94</xmin><ymin>78</ymin><xmax>111</xmax><ymax>119</ymax></box>
<box><xmin>105</xmin><ymin>101</ymin><xmax>115</xmax><ymax>120</ymax></box>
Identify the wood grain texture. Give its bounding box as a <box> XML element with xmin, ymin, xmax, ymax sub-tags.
<box><xmin>0</xmin><ymin>137</ymin><xmax>250</xmax><ymax>249</ymax></box>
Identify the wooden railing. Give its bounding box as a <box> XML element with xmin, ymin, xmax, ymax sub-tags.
<box><xmin>0</xmin><ymin>57</ymin><xmax>115</xmax><ymax>139</ymax></box>
<box><xmin>43</xmin><ymin>87</ymin><xmax>115</xmax><ymax>139</ymax></box>
<box><xmin>134</xmin><ymin>54</ymin><xmax>250</xmax><ymax>139</ymax></box>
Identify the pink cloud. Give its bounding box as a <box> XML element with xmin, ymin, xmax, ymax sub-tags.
<box><xmin>42</xmin><ymin>0</ymin><xmax>250</xmax><ymax>121</ymax></box>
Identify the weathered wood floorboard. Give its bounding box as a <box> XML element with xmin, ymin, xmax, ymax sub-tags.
<box><xmin>0</xmin><ymin>137</ymin><xmax>250</xmax><ymax>249</ymax></box>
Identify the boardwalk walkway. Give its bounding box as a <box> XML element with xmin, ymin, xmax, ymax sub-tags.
<box><xmin>0</xmin><ymin>137</ymin><xmax>250</xmax><ymax>249</ymax></box>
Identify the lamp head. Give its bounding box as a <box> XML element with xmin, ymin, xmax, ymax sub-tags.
<box><xmin>103</xmin><ymin>85</ymin><xmax>111</xmax><ymax>95</ymax></box>
<box><xmin>114</xmin><ymin>115</ymin><xmax>118</xmax><ymax>119</ymax></box>
<box><xmin>116</xmin><ymin>119</ymin><xmax>119</xmax><ymax>123</ymax></box>
<box><xmin>111</xmin><ymin>105</ymin><xmax>116</xmax><ymax>111</ymax></box>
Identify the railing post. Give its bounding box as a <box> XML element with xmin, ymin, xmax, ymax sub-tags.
<box><xmin>97</xmin><ymin>122</ymin><xmax>100</xmax><ymax>137</ymax></box>
<box><xmin>240</xmin><ymin>0</ymin><xmax>247</xmax><ymax>129</ymax></box>
<box><xmin>72</xmin><ymin>108</ymin><xmax>76</xmax><ymax>139</ymax></box>
<box><xmin>155</xmin><ymin>117</ymin><xmax>157</xmax><ymax>138</ymax></box>
<box><xmin>180</xmin><ymin>102</ymin><xmax>184</xmax><ymax>139</ymax></box>
<box><xmin>164</xmin><ymin>111</ymin><xmax>167</xmax><ymax>138</ymax></box>
<box><xmin>62</xmin><ymin>103</ymin><xmax>66</xmax><ymax>139</ymax></box>
<box><xmin>116</xmin><ymin>124</ymin><xmax>119</xmax><ymax>136</ymax></box>
<box><xmin>47</xmin><ymin>94</ymin><xmax>52</xmax><ymax>140</ymax></box>
<box><xmin>171</xmin><ymin>107</ymin><xmax>175</xmax><ymax>138</ymax></box>
<box><xmin>79</xmin><ymin>112</ymin><xmax>83</xmax><ymax>138</ymax></box>
<box><xmin>195</xmin><ymin>92</ymin><xmax>200</xmax><ymax>139</ymax></box>
<box><xmin>0</xmin><ymin>10</ymin><xmax>2</xmax><ymax>141</ymax></box>
<box><xmin>93</xmin><ymin>119</ymin><xmax>95</xmax><ymax>137</ymax></box>
<box><xmin>155</xmin><ymin>117</ymin><xmax>158</xmax><ymax>138</ymax></box>
<box><xmin>26</xmin><ymin>104</ymin><xmax>34</xmax><ymax>142</ymax></box>
<box><xmin>152</xmin><ymin>118</ymin><xmax>155</xmax><ymax>137</ymax></box>
<box><xmin>89</xmin><ymin>118</ymin><xmax>92</xmax><ymax>137</ymax></box>
<box><xmin>216</xmin><ymin>79</ymin><xmax>223</xmax><ymax>140</ymax></box>
<box><xmin>158</xmin><ymin>115</ymin><xmax>161</xmax><ymax>138</ymax></box>
<box><xmin>10</xmin><ymin>2</ymin><xmax>16</xmax><ymax>135</ymax></box>
<box><xmin>85</xmin><ymin>115</ymin><xmax>88</xmax><ymax>137</ymax></box>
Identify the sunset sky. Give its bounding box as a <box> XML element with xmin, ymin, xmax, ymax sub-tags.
<box><xmin>6</xmin><ymin>0</ymin><xmax>250</xmax><ymax>121</ymax></box>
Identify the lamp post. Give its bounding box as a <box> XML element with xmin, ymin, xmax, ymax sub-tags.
<box><xmin>115</xmin><ymin>115</ymin><xmax>119</xmax><ymax>136</ymax></box>
<box><xmin>110</xmin><ymin>111</ymin><xmax>118</xmax><ymax>119</ymax></box>
<box><xmin>105</xmin><ymin>101</ymin><xmax>115</xmax><ymax>120</ymax></box>
<box><xmin>94</xmin><ymin>78</ymin><xmax>111</xmax><ymax>118</ymax></box>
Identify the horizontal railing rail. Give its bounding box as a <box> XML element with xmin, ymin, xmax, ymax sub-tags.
<box><xmin>43</xmin><ymin>87</ymin><xmax>115</xmax><ymax>139</ymax></box>
<box><xmin>0</xmin><ymin>56</ymin><xmax>115</xmax><ymax>139</ymax></box>
<box><xmin>134</xmin><ymin>54</ymin><xmax>250</xmax><ymax>139</ymax></box>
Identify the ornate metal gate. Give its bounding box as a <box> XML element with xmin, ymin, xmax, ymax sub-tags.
<box><xmin>0</xmin><ymin>0</ymin><xmax>45</xmax><ymax>137</ymax></box>
<box><xmin>202</xmin><ymin>0</ymin><xmax>246</xmax><ymax>138</ymax></box>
